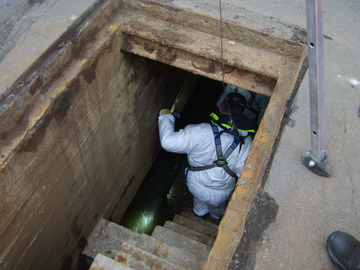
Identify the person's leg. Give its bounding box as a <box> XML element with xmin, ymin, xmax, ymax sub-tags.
<box><xmin>207</xmin><ymin>200</ymin><xmax>228</xmax><ymax>220</ymax></box>
<box><xmin>327</xmin><ymin>231</ymin><xmax>360</xmax><ymax>270</ymax></box>
<box><xmin>193</xmin><ymin>197</ymin><xmax>209</xmax><ymax>217</ymax></box>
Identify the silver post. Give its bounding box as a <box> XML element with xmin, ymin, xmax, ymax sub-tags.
<box><xmin>302</xmin><ymin>0</ymin><xmax>331</xmax><ymax>176</ymax></box>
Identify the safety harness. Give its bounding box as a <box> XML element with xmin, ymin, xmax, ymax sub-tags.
<box><xmin>188</xmin><ymin>113</ymin><xmax>256</xmax><ymax>178</ymax></box>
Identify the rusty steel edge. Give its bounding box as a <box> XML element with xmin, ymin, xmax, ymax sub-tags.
<box><xmin>203</xmin><ymin>49</ymin><xmax>308</xmax><ymax>270</ymax></box>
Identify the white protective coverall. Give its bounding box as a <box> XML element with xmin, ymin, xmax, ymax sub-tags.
<box><xmin>158</xmin><ymin>113</ymin><xmax>252</xmax><ymax>219</ymax></box>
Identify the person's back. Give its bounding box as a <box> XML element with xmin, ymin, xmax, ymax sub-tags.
<box><xmin>158</xmin><ymin>92</ymin><xmax>256</xmax><ymax>219</ymax></box>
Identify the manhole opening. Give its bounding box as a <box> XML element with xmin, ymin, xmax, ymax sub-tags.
<box><xmin>118</xmin><ymin>67</ymin><xmax>271</xmax><ymax>235</ymax></box>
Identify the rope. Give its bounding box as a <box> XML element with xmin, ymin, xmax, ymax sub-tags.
<box><xmin>219</xmin><ymin>0</ymin><xmax>225</xmax><ymax>92</ymax></box>
<box><xmin>219</xmin><ymin>0</ymin><xmax>235</xmax><ymax>128</ymax></box>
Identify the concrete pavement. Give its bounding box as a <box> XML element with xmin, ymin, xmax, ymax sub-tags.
<box><xmin>0</xmin><ymin>0</ymin><xmax>103</xmax><ymax>99</ymax></box>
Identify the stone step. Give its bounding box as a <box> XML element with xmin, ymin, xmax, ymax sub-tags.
<box><xmin>115</xmin><ymin>242</ymin><xmax>185</xmax><ymax>270</ymax></box>
<box><xmin>151</xmin><ymin>225</ymin><xmax>211</xmax><ymax>260</ymax></box>
<box><xmin>83</xmin><ymin>217</ymin><xmax>140</xmax><ymax>259</ymax></box>
<box><xmin>181</xmin><ymin>211</ymin><xmax>220</xmax><ymax>228</ymax></box>
<box><xmin>164</xmin><ymin>221</ymin><xmax>215</xmax><ymax>247</ymax></box>
<box><xmin>173</xmin><ymin>214</ymin><xmax>218</xmax><ymax>239</ymax></box>
<box><xmin>135</xmin><ymin>233</ymin><xmax>206</xmax><ymax>270</ymax></box>
<box><xmin>89</xmin><ymin>253</ymin><xmax>133</xmax><ymax>270</ymax></box>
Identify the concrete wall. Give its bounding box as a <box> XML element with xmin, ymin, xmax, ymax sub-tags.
<box><xmin>0</xmin><ymin>4</ymin><xmax>187</xmax><ymax>269</ymax></box>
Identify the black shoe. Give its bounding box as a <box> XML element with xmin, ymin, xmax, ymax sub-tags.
<box><xmin>327</xmin><ymin>231</ymin><xmax>360</xmax><ymax>270</ymax></box>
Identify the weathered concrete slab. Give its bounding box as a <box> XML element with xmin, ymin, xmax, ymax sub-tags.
<box><xmin>164</xmin><ymin>221</ymin><xmax>215</xmax><ymax>247</ymax></box>
<box><xmin>172</xmin><ymin>214</ymin><xmax>218</xmax><ymax>239</ymax></box>
<box><xmin>0</xmin><ymin>0</ymin><xmax>105</xmax><ymax>98</ymax></box>
<box><xmin>89</xmin><ymin>253</ymin><xmax>133</xmax><ymax>270</ymax></box>
<box><xmin>115</xmin><ymin>242</ymin><xmax>185</xmax><ymax>270</ymax></box>
<box><xmin>83</xmin><ymin>218</ymin><xmax>140</xmax><ymax>260</ymax></box>
<box><xmin>135</xmin><ymin>233</ymin><xmax>206</xmax><ymax>270</ymax></box>
<box><xmin>152</xmin><ymin>225</ymin><xmax>211</xmax><ymax>260</ymax></box>
<box><xmin>120</xmin><ymin>0</ymin><xmax>306</xmax><ymax>60</ymax></box>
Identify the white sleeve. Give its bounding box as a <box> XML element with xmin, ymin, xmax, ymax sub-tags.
<box><xmin>158</xmin><ymin>114</ymin><xmax>212</xmax><ymax>155</ymax></box>
<box><xmin>158</xmin><ymin>113</ymin><xmax>193</xmax><ymax>154</ymax></box>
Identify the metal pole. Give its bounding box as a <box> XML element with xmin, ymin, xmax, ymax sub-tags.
<box><xmin>302</xmin><ymin>0</ymin><xmax>331</xmax><ymax>176</ymax></box>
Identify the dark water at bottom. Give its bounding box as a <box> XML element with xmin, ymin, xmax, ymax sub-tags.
<box><xmin>119</xmin><ymin>150</ymin><xmax>186</xmax><ymax>235</ymax></box>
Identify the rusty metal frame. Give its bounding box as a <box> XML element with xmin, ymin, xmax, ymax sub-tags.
<box><xmin>203</xmin><ymin>56</ymin><xmax>308</xmax><ymax>269</ymax></box>
<box><xmin>121</xmin><ymin>34</ymin><xmax>276</xmax><ymax>97</ymax></box>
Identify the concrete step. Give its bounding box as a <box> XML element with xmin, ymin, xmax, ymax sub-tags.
<box><xmin>151</xmin><ymin>225</ymin><xmax>211</xmax><ymax>260</ymax></box>
<box><xmin>89</xmin><ymin>253</ymin><xmax>133</xmax><ymax>270</ymax></box>
<box><xmin>173</xmin><ymin>214</ymin><xmax>218</xmax><ymax>239</ymax></box>
<box><xmin>84</xmin><ymin>213</ymin><xmax>217</xmax><ymax>268</ymax></box>
<box><xmin>115</xmin><ymin>242</ymin><xmax>185</xmax><ymax>270</ymax></box>
<box><xmin>180</xmin><ymin>211</ymin><xmax>220</xmax><ymax>228</ymax></box>
<box><xmin>135</xmin><ymin>233</ymin><xmax>206</xmax><ymax>270</ymax></box>
<box><xmin>83</xmin><ymin>218</ymin><xmax>140</xmax><ymax>259</ymax></box>
<box><xmin>164</xmin><ymin>221</ymin><xmax>215</xmax><ymax>247</ymax></box>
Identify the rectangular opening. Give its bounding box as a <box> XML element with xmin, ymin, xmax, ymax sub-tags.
<box><xmin>117</xmin><ymin>72</ymin><xmax>271</xmax><ymax>235</ymax></box>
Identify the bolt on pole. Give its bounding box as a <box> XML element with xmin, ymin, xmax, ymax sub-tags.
<box><xmin>302</xmin><ymin>0</ymin><xmax>331</xmax><ymax>176</ymax></box>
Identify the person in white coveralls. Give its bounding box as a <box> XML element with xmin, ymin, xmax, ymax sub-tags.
<box><xmin>158</xmin><ymin>92</ymin><xmax>256</xmax><ymax>219</ymax></box>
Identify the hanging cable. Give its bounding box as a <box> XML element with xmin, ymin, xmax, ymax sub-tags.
<box><xmin>219</xmin><ymin>0</ymin><xmax>235</xmax><ymax>129</ymax></box>
<box><xmin>219</xmin><ymin>0</ymin><xmax>226</xmax><ymax>92</ymax></box>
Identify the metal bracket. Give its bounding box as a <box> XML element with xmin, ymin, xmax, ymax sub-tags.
<box><xmin>302</xmin><ymin>150</ymin><xmax>331</xmax><ymax>177</ymax></box>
